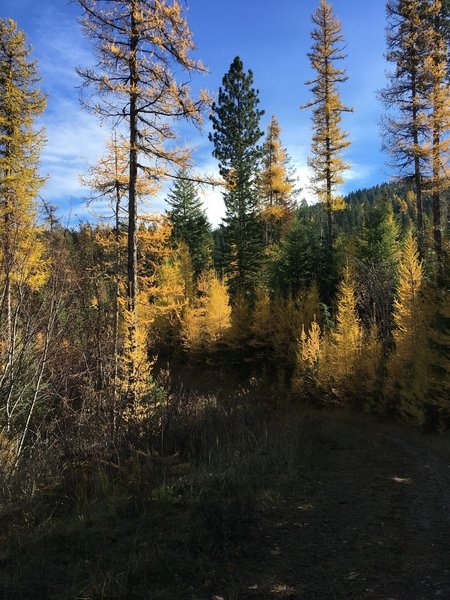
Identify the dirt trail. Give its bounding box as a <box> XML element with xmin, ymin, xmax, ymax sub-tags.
<box><xmin>213</xmin><ymin>413</ymin><xmax>450</xmax><ymax>600</ymax></box>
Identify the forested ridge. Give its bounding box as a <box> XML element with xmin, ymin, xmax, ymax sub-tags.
<box><xmin>0</xmin><ymin>1</ymin><xmax>449</xmax><ymax>598</ymax></box>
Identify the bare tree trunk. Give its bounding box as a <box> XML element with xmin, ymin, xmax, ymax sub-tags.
<box><xmin>412</xmin><ymin>75</ymin><xmax>425</xmax><ymax>257</ymax></box>
<box><xmin>112</xmin><ymin>136</ymin><xmax>122</xmax><ymax>440</ymax></box>
<box><xmin>432</xmin><ymin>128</ymin><xmax>443</xmax><ymax>282</ymax></box>
<box><xmin>127</xmin><ymin>0</ymin><xmax>139</xmax><ymax>406</ymax></box>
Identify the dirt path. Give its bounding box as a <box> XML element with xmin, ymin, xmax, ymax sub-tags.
<box><xmin>211</xmin><ymin>413</ymin><xmax>450</xmax><ymax>600</ymax></box>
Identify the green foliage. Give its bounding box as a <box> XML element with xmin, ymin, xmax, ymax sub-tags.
<box><xmin>166</xmin><ymin>170</ymin><xmax>212</xmax><ymax>278</ymax></box>
<box><xmin>267</xmin><ymin>209</ymin><xmax>321</xmax><ymax>297</ymax></box>
<box><xmin>209</xmin><ymin>56</ymin><xmax>264</xmax><ymax>301</ymax></box>
<box><xmin>355</xmin><ymin>196</ymin><xmax>401</xmax><ymax>337</ymax></box>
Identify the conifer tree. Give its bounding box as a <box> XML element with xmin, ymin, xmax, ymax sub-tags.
<box><xmin>392</xmin><ymin>232</ymin><xmax>424</xmax><ymax>356</ymax></box>
<box><xmin>181</xmin><ymin>269</ymin><xmax>231</xmax><ymax>351</ymax></box>
<box><xmin>268</xmin><ymin>209</ymin><xmax>321</xmax><ymax>297</ymax></box>
<box><xmin>330</xmin><ymin>266</ymin><xmax>363</xmax><ymax>381</ymax></box>
<box><xmin>425</xmin><ymin>283</ymin><xmax>450</xmax><ymax>430</ymax></box>
<box><xmin>380</xmin><ymin>0</ymin><xmax>434</xmax><ymax>256</ymax></box>
<box><xmin>386</xmin><ymin>231</ymin><xmax>428</xmax><ymax>421</ymax></box>
<box><xmin>81</xmin><ymin>134</ymin><xmax>156</xmax><ymax>432</ymax></box>
<box><xmin>301</xmin><ymin>0</ymin><xmax>352</xmax><ymax>255</ymax></box>
<box><xmin>166</xmin><ymin>170</ymin><xmax>212</xmax><ymax>279</ymax></box>
<box><xmin>355</xmin><ymin>196</ymin><xmax>400</xmax><ymax>338</ymax></box>
<box><xmin>209</xmin><ymin>56</ymin><xmax>264</xmax><ymax>301</ymax></box>
<box><xmin>77</xmin><ymin>0</ymin><xmax>208</xmax><ymax>402</ymax></box>
<box><xmin>0</xmin><ymin>19</ymin><xmax>47</xmax><ymax>433</ymax></box>
<box><xmin>258</xmin><ymin>115</ymin><xmax>296</xmax><ymax>245</ymax></box>
<box><xmin>426</xmin><ymin>0</ymin><xmax>450</xmax><ymax>280</ymax></box>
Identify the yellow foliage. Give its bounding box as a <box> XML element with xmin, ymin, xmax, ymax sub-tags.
<box><xmin>260</xmin><ymin>205</ymin><xmax>286</xmax><ymax>222</ymax></box>
<box><xmin>181</xmin><ymin>270</ymin><xmax>231</xmax><ymax>350</ymax></box>
<box><xmin>203</xmin><ymin>272</ymin><xmax>232</xmax><ymax>342</ymax></box>
<box><xmin>318</xmin><ymin>267</ymin><xmax>363</xmax><ymax>397</ymax></box>
<box><xmin>258</xmin><ymin>115</ymin><xmax>294</xmax><ymax>244</ymax></box>
<box><xmin>392</xmin><ymin>231</ymin><xmax>424</xmax><ymax>354</ymax></box>
<box><xmin>300</xmin><ymin>318</ymin><xmax>321</xmax><ymax>370</ymax></box>
<box><xmin>251</xmin><ymin>289</ymin><xmax>272</xmax><ymax>349</ymax></box>
<box><xmin>0</xmin><ymin>225</ymin><xmax>49</xmax><ymax>291</ymax></box>
<box><xmin>301</xmin><ymin>1</ymin><xmax>351</xmax><ymax>213</ymax></box>
<box><xmin>385</xmin><ymin>232</ymin><xmax>428</xmax><ymax>422</ymax></box>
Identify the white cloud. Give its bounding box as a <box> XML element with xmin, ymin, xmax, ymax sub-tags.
<box><xmin>40</xmin><ymin>103</ymin><xmax>107</xmax><ymax>215</ymax></box>
<box><xmin>199</xmin><ymin>184</ymin><xmax>226</xmax><ymax>227</ymax></box>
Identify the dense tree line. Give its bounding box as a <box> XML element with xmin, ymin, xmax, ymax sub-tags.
<box><xmin>0</xmin><ymin>0</ymin><xmax>449</xmax><ymax>488</ymax></box>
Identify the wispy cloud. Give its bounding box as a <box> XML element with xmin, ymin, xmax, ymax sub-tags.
<box><xmin>31</xmin><ymin>5</ymin><xmax>108</xmax><ymax>221</ymax></box>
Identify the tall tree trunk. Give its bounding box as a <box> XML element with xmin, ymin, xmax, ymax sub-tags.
<box><xmin>432</xmin><ymin>122</ymin><xmax>443</xmax><ymax>282</ymax></box>
<box><xmin>127</xmin><ymin>1</ymin><xmax>139</xmax><ymax>406</ymax></box>
<box><xmin>412</xmin><ymin>75</ymin><xmax>425</xmax><ymax>257</ymax></box>
<box><xmin>112</xmin><ymin>166</ymin><xmax>121</xmax><ymax>439</ymax></box>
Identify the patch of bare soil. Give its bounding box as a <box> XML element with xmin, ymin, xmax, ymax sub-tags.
<box><xmin>209</xmin><ymin>413</ymin><xmax>450</xmax><ymax>600</ymax></box>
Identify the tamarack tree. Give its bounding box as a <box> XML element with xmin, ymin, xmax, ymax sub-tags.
<box><xmin>302</xmin><ymin>0</ymin><xmax>352</xmax><ymax>255</ymax></box>
<box><xmin>380</xmin><ymin>0</ymin><xmax>434</xmax><ymax>256</ymax></box>
<box><xmin>0</xmin><ymin>19</ymin><xmax>50</xmax><ymax>453</ymax></box>
<box><xmin>258</xmin><ymin>115</ymin><xmax>296</xmax><ymax>245</ymax></box>
<box><xmin>76</xmin><ymin>0</ymin><xmax>208</xmax><ymax>403</ymax></box>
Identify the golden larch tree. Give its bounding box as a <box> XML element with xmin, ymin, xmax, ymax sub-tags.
<box><xmin>426</xmin><ymin>0</ymin><xmax>450</xmax><ymax>279</ymax></box>
<box><xmin>258</xmin><ymin>115</ymin><xmax>295</xmax><ymax>245</ymax></box>
<box><xmin>380</xmin><ymin>0</ymin><xmax>435</xmax><ymax>256</ymax></box>
<box><xmin>77</xmin><ymin>0</ymin><xmax>208</xmax><ymax>403</ymax></box>
<box><xmin>386</xmin><ymin>231</ymin><xmax>428</xmax><ymax>422</ymax></box>
<box><xmin>301</xmin><ymin>0</ymin><xmax>352</xmax><ymax>252</ymax></box>
<box><xmin>0</xmin><ymin>19</ymin><xmax>47</xmax><ymax>433</ymax></box>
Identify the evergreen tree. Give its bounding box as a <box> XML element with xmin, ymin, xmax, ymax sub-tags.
<box><xmin>268</xmin><ymin>210</ymin><xmax>321</xmax><ymax>297</ymax></box>
<box><xmin>166</xmin><ymin>170</ymin><xmax>212</xmax><ymax>279</ymax></box>
<box><xmin>355</xmin><ymin>196</ymin><xmax>400</xmax><ymax>338</ymax></box>
<box><xmin>209</xmin><ymin>56</ymin><xmax>264</xmax><ymax>301</ymax></box>
<box><xmin>301</xmin><ymin>0</ymin><xmax>352</xmax><ymax>255</ymax></box>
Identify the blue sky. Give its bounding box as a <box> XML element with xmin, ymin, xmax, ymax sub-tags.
<box><xmin>0</xmin><ymin>0</ymin><xmax>389</xmax><ymax>226</ymax></box>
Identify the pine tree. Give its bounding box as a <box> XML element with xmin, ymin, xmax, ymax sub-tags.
<box><xmin>355</xmin><ymin>196</ymin><xmax>400</xmax><ymax>338</ymax></box>
<box><xmin>77</xmin><ymin>0</ymin><xmax>208</xmax><ymax>402</ymax></box>
<box><xmin>258</xmin><ymin>115</ymin><xmax>296</xmax><ymax>245</ymax></box>
<box><xmin>425</xmin><ymin>283</ymin><xmax>450</xmax><ymax>430</ymax></box>
<box><xmin>209</xmin><ymin>56</ymin><xmax>264</xmax><ymax>301</ymax></box>
<box><xmin>301</xmin><ymin>0</ymin><xmax>352</xmax><ymax>254</ymax></box>
<box><xmin>166</xmin><ymin>170</ymin><xmax>212</xmax><ymax>279</ymax></box>
<box><xmin>0</xmin><ymin>19</ymin><xmax>47</xmax><ymax>434</ymax></box>
<box><xmin>380</xmin><ymin>0</ymin><xmax>434</xmax><ymax>256</ymax></box>
<box><xmin>268</xmin><ymin>208</ymin><xmax>321</xmax><ymax>297</ymax></box>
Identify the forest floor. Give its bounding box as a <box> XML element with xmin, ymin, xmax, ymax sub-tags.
<box><xmin>219</xmin><ymin>412</ymin><xmax>450</xmax><ymax>600</ymax></box>
<box><xmin>1</xmin><ymin>403</ymin><xmax>449</xmax><ymax>599</ymax></box>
